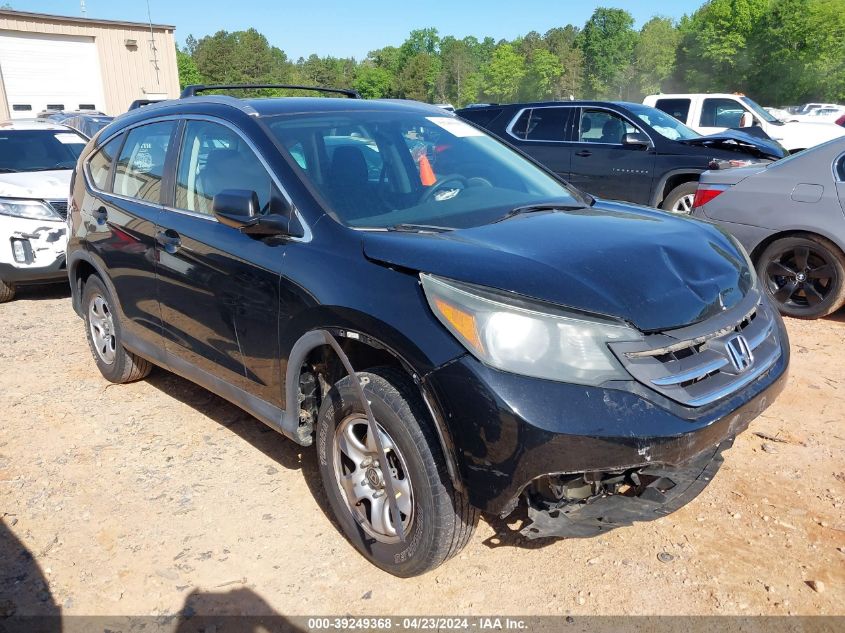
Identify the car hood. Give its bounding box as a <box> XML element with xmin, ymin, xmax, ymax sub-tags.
<box><xmin>362</xmin><ymin>201</ymin><xmax>753</xmax><ymax>333</ymax></box>
<box><xmin>0</xmin><ymin>170</ymin><xmax>72</xmax><ymax>200</ymax></box>
<box><xmin>684</xmin><ymin>130</ymin><xmax>787</xmax><ymax>160</ymax></box>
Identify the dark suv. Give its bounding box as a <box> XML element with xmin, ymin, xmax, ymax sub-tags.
<box><xmin>67</xmin><ymin>86</ymin><xmax>789</xmax><ymax>577</ymax></box>
<box><xmin>457</xmin><ymin>101</ymin><xmax>786</xmax><ymax>212</ymax></box>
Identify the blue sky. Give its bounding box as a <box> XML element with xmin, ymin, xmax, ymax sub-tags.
<box><xmin>11</xmin><ymin>1</ymin><xmax>701</xmax><ymax>59</ymax></box>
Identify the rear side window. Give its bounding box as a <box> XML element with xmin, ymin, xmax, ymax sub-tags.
<box><xmin>700</xmin><ymin>98</ymin><xmax>744</xmax><ymax>127</ymax></box>
<box><xmin>524</xmin><ymin>107</ymin><xmax>572</xmax><ymax>142</ymax></box>
<box><xmin>174</xmin><ymin>120</ymin><xmax>273</xmax><ymax>215</ymax></box>
<box><xmin>113</xmin><ymin>121</ymin><xmax>176</xmax><ymax>203</ymax></box>
<box><xmin>88</xmin><ymin>135</ymin><xmax>123</xmax><ymax>191</ymax></box>
<box><xmin>837</xmin><ymin>154</ymin><xmax>845</xmax><ymax>181</ymax></box>
<box><xmin>655</xmin><ymin>99</ymin><xmax>691</xmax><ymax>122</ymax></box>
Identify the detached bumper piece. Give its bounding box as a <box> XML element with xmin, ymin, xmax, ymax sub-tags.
<box><xmin>520</xmin><ymin>438</ymin><xmax>731</xmax><ymax>539</ymax></box>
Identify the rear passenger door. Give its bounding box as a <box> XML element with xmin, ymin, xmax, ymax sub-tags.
<box><xmin>155</xmin><ymin>118</ymin><xmax>287</xmax><ymax>402</ymax></box>
<box><xmin>83</xmin><ymin>121</ymin><xmax>177</xmax><ymax>347</ymax></box>
<box><xmin>506</xmin><ymin>107</ymin><xmax>574</xmax><ymax>180</ymax></box>
<box><xmin>568</xmin><ymin>108</ymin><xmax>655</xmax><ymax>204</ymax></box>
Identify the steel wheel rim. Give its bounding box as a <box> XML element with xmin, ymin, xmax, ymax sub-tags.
<box><xmin>765</xmin><ymin>245</ymin><xmax>835</xmax><ymax>309</ymax></box>
<box><xmin>332</xmin><ymin>414</ymin><xmax>414</xmax><ymax>543</ymax></box>
<box><xmin>670</xmin><ymin>193</ymin><xmax>694</xmax><ymax>214</ymax></box>
<box><xmin>88</xmin><ymin>293</ymin><xmax>116</xmax><ymax>364</ymax></box>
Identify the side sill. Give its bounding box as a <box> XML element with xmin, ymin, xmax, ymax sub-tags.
<box><xmin>122</xmin><ymin>331</ymin><xmax>301</xmax><ymax>444</ymax></box>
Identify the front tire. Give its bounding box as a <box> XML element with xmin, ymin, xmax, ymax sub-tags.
<box><xmin>661</xmin><ymin>181</ymin><xmax>698</xmax><ymax>214</ymax></box>
<box><xmin>0</xmin><ymin>279</ymin><xmax>15</xmax><ymax>303</ymax></box>
<box><xmin>82</xmin><ymin>276</ymin><xmax>152</xmax><ymax>383</ymax></box>
<box><xmin>757</xmin><ymin>235</ymin><xmax>845</xmax><ymax>319</ymax></box>
<box><xmin>316</xmin><ymin>367</ymin><xmax>477</xmax><ymax>577</ymax></box>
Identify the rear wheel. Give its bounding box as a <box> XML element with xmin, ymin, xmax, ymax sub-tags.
<box><xmin>757</xmin><ymin>235</ymin><xmax>845</xmax><ymax>319</ymax></box>
<box><xmin>82</xmin><ymin>276</ymin><xmax>152</xmax><ymax>382</ymax></box>
<box><xmin>661</xmin><ymin>181</ymin><xmax>698</xmax><ymax>214</ymax></box>
<box><xmin>316</xmin><ymin>367</ymin><xmax>477</xmax><ymax>577</ymax></box>
<box><xmin>0</xmin><ymin>279</ymin><xmax>15</xmax><ymax>303</ymax></box>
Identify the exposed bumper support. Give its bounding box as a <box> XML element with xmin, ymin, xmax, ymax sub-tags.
<box><xmin>520</xmin><ymin>437</ymin><xmax>730</xmax><ymax>539</ymax></box>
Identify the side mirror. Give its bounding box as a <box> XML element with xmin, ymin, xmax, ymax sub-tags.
<box><xmin>739</xmin><ymin>112</ymin><xmax>754</xmax><ymax>128</ymax></box>
<box><xmin>622</xmin><ymin>132</ymin><xmax>651</xmax><ymax>149</ymax></box>
<box><xmin>212</xmin><ymin>189</ymin><xmax>290</xmax><ymax>237</ymax></box>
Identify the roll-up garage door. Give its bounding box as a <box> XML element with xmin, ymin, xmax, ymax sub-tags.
<box><xmin>0</xmin><ymin>30</ymin><xmax>106</xmax><ymax>118</ymax></box>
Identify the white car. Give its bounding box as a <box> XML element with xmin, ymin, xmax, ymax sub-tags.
<box><xmin>644</xmin><ymin>93</ymin><xmax>845</xmax><ymax>153</ymax></box>
<box><xmin>0</xmin><ymin>121</ymin><xmax>88</xmax><ymax>302</ymax></box>
<box><xmin>788</xmin><ymin>106</ymin><xmax>845</xmax><ymax>123</ymax></box>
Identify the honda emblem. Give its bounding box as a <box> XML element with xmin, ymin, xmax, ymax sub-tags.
<box><xmin>724</xmin><ymin>334</ymin><xmax>754</xmax><ymax>373</ymax></box>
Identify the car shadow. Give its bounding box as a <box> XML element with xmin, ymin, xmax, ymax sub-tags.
<box><xmin>9</xmin><ymin>283</ymin><xmax>70</xmax><ymax>302</ymax></box>
<box><xmin>0</xmin><ymin>517</ymin><xmax>62</xmax><ymax>630</ymax></box>
<box><xmin>173</xmin><ymin>587</ymin><xmax>304</xmax><ymax>633</ymax></box>
<box><xmin>143</xmin><ymin>370</ymin><xmax>336</xmax><ymax>529</ymax></box>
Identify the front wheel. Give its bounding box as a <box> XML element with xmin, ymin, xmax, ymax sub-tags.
<box><xmin>661</xmin><ymin>181</ymin><xmax>698</xmax><ymax>214</ymax></box>
<box><xmin>0</xmin><ymin>279</ymin><xmax>15</xmax><ymax>303</ymax></box>
<box><xmin>757</xmin><ymin>235</ymin><xmax>845</xmax><ymax>319</ymax></box>
<box><xmin>316</xmin><ymin>367</ymin><xmax>477</xmax><ymax>577</ymax></box>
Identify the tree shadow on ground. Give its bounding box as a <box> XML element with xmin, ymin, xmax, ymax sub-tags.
<box><xmin>0</xmin><ymin>517</ymin><xmax>62</xmax><ymax>631</ymax></box>
<box><xmin>173</xmin><ymin>587</ymin><xmax>303</xmax><ymax>633</ymax></box>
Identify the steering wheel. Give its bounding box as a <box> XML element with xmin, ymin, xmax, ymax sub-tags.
<box><xmin>420</xmin><ymin>174</ymin><xmax>469</xmax><ymax>204</ymax></box>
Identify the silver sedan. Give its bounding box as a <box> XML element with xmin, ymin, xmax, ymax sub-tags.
<box><xmin>691</xmin><ymin>138</ymin><xmax>845</xmax><ymax>319</ymax></box>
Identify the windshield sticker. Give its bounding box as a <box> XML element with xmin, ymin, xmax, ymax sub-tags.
<box><xmin>55</xmin><ymin>133</ymin><xmax>84</xmax><ymax>145</ymax></box>
<box><xmin>426</xmin><ymin>117</ymin><xmax>484</xmax><ymax>138</ymax></box>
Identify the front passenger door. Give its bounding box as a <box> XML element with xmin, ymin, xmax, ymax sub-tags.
<box><xmin>568</xmin><ymin>108</ymin><xmax>655</xmax><ymax>204</ymax></box>
<box><xmin>156</xmin><ymin>119</ymin><xmax>287</xmax><ymax>403</ymax></box>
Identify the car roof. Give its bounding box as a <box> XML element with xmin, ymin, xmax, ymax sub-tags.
<box><xmin>0</xmin><ymin>120</ymin><xmax>77</xmax><ymax>131</ymax></box>
<box><xmin>456</xmin><ymin>100</ymin><xmax>642</xmax><ymax>111</ymax></box>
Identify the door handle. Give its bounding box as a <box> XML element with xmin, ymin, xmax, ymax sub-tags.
<box><xmin>92</xmin><ymin>206</ymin><xmax>108</xmax><ymax>224</ymax></box>
<box><xmin>155</xmin><ymin>229</ymin><xmax>182</xmax><ymax>254</ymax></box>
<box><xmin>575</xmin><ymin>150</ymin><xmax>592</xmax><ymax>157</ymax></box>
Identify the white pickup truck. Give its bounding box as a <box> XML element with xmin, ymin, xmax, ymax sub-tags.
<box><xmin>644</xmin><ymin>93</ymin><xmax>845</xmax><ymax>153</ymax></box>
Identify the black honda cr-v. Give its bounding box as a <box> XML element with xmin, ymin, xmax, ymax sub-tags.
<box><xmin>457</xmin><ymin>101</ymin><xmax>786</xmax><ymax>212</ymax></box>
<box><xmin>67</xmin><ymin>86</ymin><xmax>789</xmax><ymax>577</ymax></box>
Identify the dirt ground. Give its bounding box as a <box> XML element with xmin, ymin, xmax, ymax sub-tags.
<box><xmin>0</xmin><ymin>284</ymin><xmax>843</xmax><ymax>619</ymax></box>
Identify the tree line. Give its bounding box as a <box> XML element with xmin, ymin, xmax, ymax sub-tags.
<box><xmin>176</xmin><ymin>0</ymin><xmax>845</xmax><ymax>107</ymax></box>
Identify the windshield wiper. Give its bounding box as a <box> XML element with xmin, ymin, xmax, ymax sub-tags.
<box><xmin>493</xmin><ymin>203</ymin><xmax>586</xmax><ymax>224</ymax></box>
<box><xmin>387</xmin><ymin>223</ymin><xmax>453</xmax><ymax>233</ymax></box>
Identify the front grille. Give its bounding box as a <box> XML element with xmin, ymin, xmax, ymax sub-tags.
<box><xmin>48</xmin><ymin>200</ymin><xmax>68</xmax><ymax>219</ymax></box>
<box><xmin>611</xmin><ymin>290</ymin><xmax>781</xmax><ymax>408</ymax></box>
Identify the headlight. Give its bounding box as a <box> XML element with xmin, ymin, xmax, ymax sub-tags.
<box><xmin>0</xmin><ymin>198</ymin><xmax>61</xmax><ymax>220</ymax></box>
<box><xmin>420</xmin><ymin>274</ymin><xmax>642</xmax><ymax>385</ymax></box>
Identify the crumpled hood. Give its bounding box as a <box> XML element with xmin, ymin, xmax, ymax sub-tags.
<box><xmin>362</xmin><ymin>202</ymin><xmax>753</xmax><ymax>332</ymax></box>
<box><xmin>685</xmin><ymin>130</ymin><xmax>787</xmax><ymax>160</ymax></box>
<box><xmin>0</xmin><ymin>170</ymin><xmax>72</xmax><ymax>200</ymax></box>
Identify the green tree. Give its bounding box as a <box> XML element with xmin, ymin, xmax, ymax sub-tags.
<box><xmin>176</xmin><ymin>46</ymin><xmax>202</xmax><ymax>89</ymax></box>
<box><xmin>634</xmin><ymin>17</ymin><xmax>680</xmax><ymax>97</ymax></box>
<box><xmin>748</xmin><ymin>0</ymin><xmax>845</xmax><ymax>103</ymax></box>
<box><xmin>676</xmin><ymin>0</ymin><xmax>769</xmax><ymax>91</ymax></box>
<box><xmin>354</xmin><ymin>64</ymin><xmax>394</xmax><ymax>98</ymax></box>
<box><xmin>397</xmin><ymin>52</ymin><xmax>439</xmax><ymax>101</ymax></box>
<box><xmin>192</xmin><ymin>29</ymin><xmax>292</xmax><ymax>93</ymax></box>
<box><xmin>483</xmin><ymin>44</ymin><xmax>527</xmax><ymax>102</ymax></box>
<box><xmin>578</xmin><ymin>8</ymin><xmax>638</xmax><ymax>98</ymax></box>
<box><xmin>524</xmin><ymin>49</ymin><xmax>563</xmax><ymax>100</ymax></box>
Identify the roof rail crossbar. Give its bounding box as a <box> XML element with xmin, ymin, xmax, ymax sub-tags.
<box><xmin>180</xmin><ymin>84</ymin><xmax>361</xmax><ymax>99</ymax></box>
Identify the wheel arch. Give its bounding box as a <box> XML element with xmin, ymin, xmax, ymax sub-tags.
<box><xmin>749</xmin><ymin>228</ymin><xmax>845</xmax><ymax>264</ymax></box>
<box><xmin>283</xmin><ymin>327</ymin><xmax>465</xmax><ymax>492</ymax></box>
<box><xmin>650</xmin><ymin>169</ymin><xmax>703</xmax><ymax>208</ymax></box>
<box><xmin>67</xmin><ymin>250</ymin><xmax>123</xmax><ymax>319</ymax></box>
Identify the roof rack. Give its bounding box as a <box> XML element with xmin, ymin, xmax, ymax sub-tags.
<box><xmin>180</xmin><ymin>84</ymin><xmax>361</xmax><ymax>99</ymax></box>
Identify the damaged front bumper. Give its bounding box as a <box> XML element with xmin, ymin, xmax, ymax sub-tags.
<box><xmin>0</xmin><ymin>215</ymin><xmax>67</xmax><ymax>284</ymax></box>
<box><xmin>520</xmin><ymin>437</ymin><xmax>731</xmax><ymax>539</ymax></box>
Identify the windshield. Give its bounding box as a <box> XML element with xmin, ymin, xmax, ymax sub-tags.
<box><xmin>0</xmin><ymin>129</ymin><xmax>87</xmax><ymax>172</ymax></box>
<box><xmin>625</xmin><ymin>103</ymin><xmax>700</xmax><ymax>141</ymax></box>
<box><xmin>264</xmin><ymin>111</ymin><xmax>582</xmax><ymax>229</ymax></box>
<box><xmin>741</xmin><ymin>97</ymin><xmax>779</xmax><ymax>124</ymax></box>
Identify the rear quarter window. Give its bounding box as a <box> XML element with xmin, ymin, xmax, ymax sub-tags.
<box><xmin>837</xmin><ymin>154</ymin><xmax>845</xmax><ymax>181</ymax></box>
<box><xmin>655</xmin><ymin>99</ymin><xmax>691</xmax><ymax>122</ymax></box>
<box><xmin>88</xmin><ymin>135</ymin><xmax>123</xmax><ymax>191</ymax></box>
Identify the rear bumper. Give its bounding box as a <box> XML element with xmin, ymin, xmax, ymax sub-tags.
<box><xmin>424</xmin><ymin>315</ymin><xmax>789</xmax><ymax>516</ymax></box>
